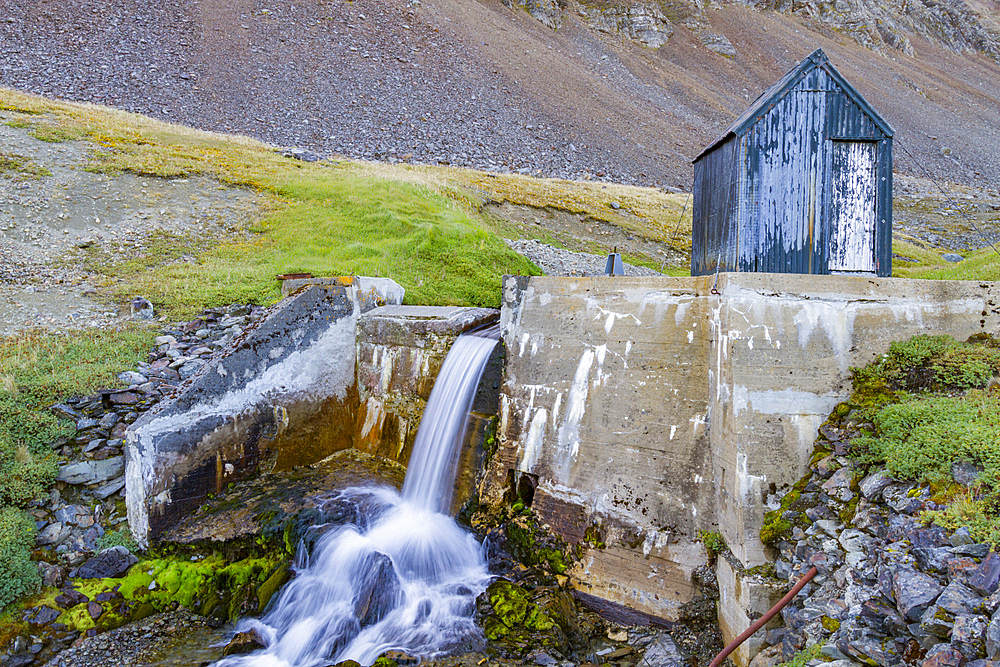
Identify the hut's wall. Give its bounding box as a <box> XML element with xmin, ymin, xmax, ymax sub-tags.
<box><xmin>740</xmin><ymin>70</ymin><xmax>829</xmax><ymax>274</ymax></box>
<box><xmin>692</xmin><ymin>137</ymin><xmax>741</xmax><ymax>276</ymax></box>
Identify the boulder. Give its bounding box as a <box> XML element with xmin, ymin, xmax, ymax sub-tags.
<box><xmin>222</xmin><ymin>628</ymin><xmax>267</xmax><ymax>656</ymax></box>
<box><xmin>352</xmin><ymin>552</ymin><xmax>402</xmax><ymax>628</ymax></box>
<box><xmin>74</xmin><ymin>546</ymin><xmax>138</xmax><ymax>579</ymax></box>
<box><xmin>924</xmin><ymin>643</ymin><xmax>967</xmax><ymax>667</ymax></box>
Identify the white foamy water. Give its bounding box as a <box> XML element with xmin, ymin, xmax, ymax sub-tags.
<box><xmin>215</xmin><ymin>330</ymin><xmax>499</xmax><ymax>667</ymax></box>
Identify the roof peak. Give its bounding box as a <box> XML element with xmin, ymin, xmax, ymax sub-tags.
<box><xmin>694</xmin><ymin>48</ymin><xmax>892</xmax><ymax>161</ymax></box>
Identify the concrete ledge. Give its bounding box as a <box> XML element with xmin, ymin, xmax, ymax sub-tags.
<box><xmin>355</xmin><ymin>305</ymin><xmax>501</xmax><ymax>511</ymax></box>
<box><xmin>125</xmin><ymin>280</ymin><xmax>404</xmax><ymax>547</ymax></box>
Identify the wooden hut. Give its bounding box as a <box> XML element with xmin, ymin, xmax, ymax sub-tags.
<box><xmin>691</xmin><ymin>49</ymin><xmax>894</xmax><ymax>277</ymax></box>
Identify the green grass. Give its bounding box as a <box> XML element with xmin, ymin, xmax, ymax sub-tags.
<box><xmin>0</xmin><ymin>327</ymin><xmax>156</xmax><ymax>612</ymax></box>
<box><xmin>0</xmin><ymin>151</ymin><xmax>51</xmax><ymax>179</ymax></box>
<box><xmin>0</xmin><ymin>87</ymin><xmax>540</xmax><ymax>317</ymax></box>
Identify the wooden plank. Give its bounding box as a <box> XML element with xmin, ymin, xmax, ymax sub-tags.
<box><xmin>828</xmin><ymin>141</ymin><xmax>877</xmax><ymax>272</ymax></box>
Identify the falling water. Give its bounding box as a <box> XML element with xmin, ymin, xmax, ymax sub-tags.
<box><xmin>215</xmin><ymin>329</ymin><xmax>500</xmax><ymax>667</ymax></box>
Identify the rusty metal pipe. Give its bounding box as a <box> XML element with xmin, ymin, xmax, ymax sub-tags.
<box><xmin>708</xmin><ymin>565</ymin><xmax>819</xmax><ymax>667</ymax></box>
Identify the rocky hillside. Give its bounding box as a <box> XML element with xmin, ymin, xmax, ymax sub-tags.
<box><xmin>1</xmin><ymin>0</ymin><xmax>999</xmax><ymax>190</ymax></box>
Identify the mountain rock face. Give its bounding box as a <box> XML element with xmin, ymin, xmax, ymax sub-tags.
<box><xmin>512</xmin><ymin>0</ymin><xmax>1000</xmax><ymax>61</ymax></box>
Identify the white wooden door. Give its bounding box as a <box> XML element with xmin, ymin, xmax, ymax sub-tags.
<box><xmin>828</xmin><ymin>141</ymin><xmax>877</xmax><ymax>273</ymax></box>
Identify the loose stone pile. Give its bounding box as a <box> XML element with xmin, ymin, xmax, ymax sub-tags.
<box><xmin>754</xmin><ymin>424</ymin><xmax>1000</xmax><ymax>667</ymax></box>
<box><xmin>4</xmin><ymin>304</ymin><xmax>266</xmax><ymax>667</ymax></box>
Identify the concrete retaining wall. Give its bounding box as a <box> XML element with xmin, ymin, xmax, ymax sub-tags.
<box><xmin>488</xmin><ymin>273</ymin><xmax>1000</xmax><ymax>660</ymax></box>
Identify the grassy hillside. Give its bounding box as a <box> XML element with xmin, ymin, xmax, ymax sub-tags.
<box><xmin>1</xmin><ymin>88</ymin><xmax>544</xmax><ymax>316</ymax></box>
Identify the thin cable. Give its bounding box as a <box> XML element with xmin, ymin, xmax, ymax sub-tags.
<box><xmin>895</xmin><ymin>139</ymin><xmax>1000</xmax><ymax>257</ymax></box>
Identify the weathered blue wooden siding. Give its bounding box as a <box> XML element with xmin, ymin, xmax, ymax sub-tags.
<box><xmin>691</xmin><ymin>136</ymin><xmax>740</xmax><ymax>276</ymax></box>
<box><xmin>691</xmin><ymin>49</ymin><xmax>893</xmax><ymax>278</ymax></box>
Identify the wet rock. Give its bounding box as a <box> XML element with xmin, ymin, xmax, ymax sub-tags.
<box><xmin>56</xmin><ymin>456</ymin><xmax>125</xmax><ymax>485</ymax></box>
<box><xmin>75</xmin><ymin>546</ymin><xmax>138</xmax><ymax>579</ymax></box>
<box><xmin>895</xmin><ymin>570</ymin><xmax>943</xmax><ymax>621</ymax></box>
<box><xmin>222</xmin><ymin>628</ymin><xmax>267</xmax><ymax>656</ymax></box>
<box><xmin>924</xmin><ymin>643</ymin><xmax>967</xmax><ymax>667</ymax></box>
<box><xmin>352</xmin><ymin>552</ymin><xmax>402</xmax><ymax>627</ymax></box>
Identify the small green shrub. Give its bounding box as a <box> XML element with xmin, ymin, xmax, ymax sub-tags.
<box><xmin>852</xmin><ymin>390</ymin><xmax>1000</xmax><ymax>484</ymax></box>
<box><xmin>96</xmin><ymin>528</ymin><xmax>139</xmax><ymax>553</ymax></box>
<box><xmin>854</xmin><ymin>334</ymin><xmax>1000</xmax><ymax>395</ymax></box>
<box><xmin>0</xmin><ymin>507</ymin><xmax>41</xmax><ymax>611</ymax></box>
<box><xmin>778</xmin><ymin>643</ymin><xmax>824</xmax><ymax>667</ymax></box>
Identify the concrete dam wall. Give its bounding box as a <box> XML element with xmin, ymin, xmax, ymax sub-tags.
<box><xmin>483</xmin><ymin>273</ymin><xmax>1000</xmax><ymax>661</ymax></box>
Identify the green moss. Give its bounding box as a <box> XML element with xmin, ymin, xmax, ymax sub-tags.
<box><xmin>760</xmin><ymin>474</ymin><xmax>811</xmax><ymax>546</ymax></box>
<box><xmin>839</xmin><ymin>495</ymin><xmax>860</xmax><ymax>526</ymax></box>
<box><xmin>777</xmin><ymin>643</ymin><xmax>824</xmax><ymax>667</ymax></box>
<box><xmin>504</xmin><ymin>516</ymin><xmax>570</xmax><ymax>574</ymax></box>
<box><xmin>485</xmin><ymin>580</ymin><xmax>556</xmax><ymax>640</ymax></box>
<box><xmin>697</xmin><ymin>530</ymin><xmax>727</xmax><ymax>558</ymax></box>
<box><xmin>821</xmin><ymin>615</ymin><xmax>841</xmax><ymax>632</ymax></box>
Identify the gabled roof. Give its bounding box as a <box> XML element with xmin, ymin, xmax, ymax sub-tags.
<box><xmin>694</xmin><ymin>49</ymin><xmax>894</xmax><ymax>162</ymax></box>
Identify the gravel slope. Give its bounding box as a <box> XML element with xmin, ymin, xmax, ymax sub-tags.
<box><xmin>2</xmin><ymin>0</ymin><xmax>999</xmax><ymax>189</ymax></box>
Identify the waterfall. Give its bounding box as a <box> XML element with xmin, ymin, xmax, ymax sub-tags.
<box><xmin>214</xmin><ymin>329</ymin><xmax>500</xmax><ymax>667</ymax></box>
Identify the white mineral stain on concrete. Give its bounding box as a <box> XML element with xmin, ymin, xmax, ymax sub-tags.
<box><xmin>520</xmin><ymin>408</ymin><xmax>548</xmax><ymax>473</ymax></box>
<box><xmin>557</xmin><ymin>348</ymin><xmax>595</xmax><ymax>468</ymax></box>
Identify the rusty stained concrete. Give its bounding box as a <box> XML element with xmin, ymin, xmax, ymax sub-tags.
<box><xmin>489</xmin><ymin>273</ymin><xmax>1000</xmax><ymax>661</ymax></box>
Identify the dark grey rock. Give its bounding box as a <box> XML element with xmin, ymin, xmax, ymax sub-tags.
<box><xmin>973</xmin><ymin>553</ymin><xmax>1000</xmax><ymax>596</ymax></box>
<box><xmin>923</xmin><ymin>643</ymin><xmax>968</xmax><ymax>667</ymax></box>
<box><xmin>986</xmin><ymin>611</ymin><xmax>1000</xmax><ymax>658</ymax></box>
<box><xmin>93</xmin><ymin>476</ymin><xmax>126</xmax><ymax>500</ymax></box>
<box><xmin>915</xmin><ymin>547</ymin><xmax>955</xmax><ymax>573</ymax></box>
<box><xmin>952</xmin><ymin>461</ymin><xmax>983</xmax><ymax>486</ymax></box>
<box><xmin>50</xmin><ymin>403</ymin><xmax>81</xmax><ymax>421</ymax></box>
<box><xmin>952</xmin><ymin>528</ymin><xmax>977</xmax><ymax>546</ymax></box>
<box><xmin>955</xmin><ymin>544</ymin><xmax>993</xmax><ymax>559</ymax></box>
<box><xmin>860</xmin><ymin>471</ymin><xmax>893</xmax><ymax>499</ymax></box>
<box><xmin>352</xmin><ymin>552</ymin><xmax>402</xmax><ymax>627</ymax></box>
<box><xmin>895</xmin><ymin>569</ymin><xmax>944</xmax><ymax>621</ymax></box>
<box><xmin>954</xmin><ymin>615</ymin><xmax>988</xmax><ymax>659</ymax></box>
<box><xmin>921</xmin><ymin>604</ymin><xmax>955</xmax><ymax>638</ymax></box>
<box><xmin>56</xmin><ymin>456</ymin><xmax>125</xmax><ymax>485</ymax></box>
<box><xmin>939</xmin><ymin>582</ymin><xmax>986</xmax><ymax>616</ymax></box>
<box><xmin>642</xmin><ymin>632</ymin><xmax>687</xmax><ymax>667</ymax></box>
<box><xmin>117</xmin><ymin>371</ymin><xmax>148</xmax><ymax>386</ymax></box>
<box><xmin>23</xmin><ymin>605</ymin><xmax>60</xmax><ymax>625</ymax></box>
<box><xmin>76</xmin><ymin>417</ymin><xmax>99</xmax><ymax>430</ymax></box>
<box><xmin>74</xmin><ymin>546</ymin><xmax>138</xmax><ymax>579</ymax></box>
